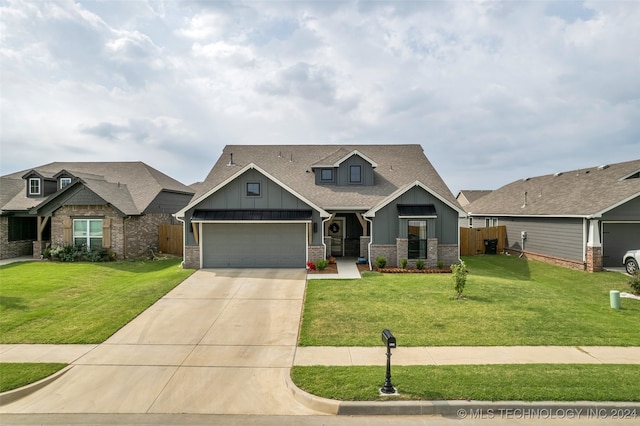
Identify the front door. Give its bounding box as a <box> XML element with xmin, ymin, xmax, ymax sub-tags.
<box><xmin>328</xmin><ymin>217</ymin><xmax>345</xmax><ymax>257</ymax></box>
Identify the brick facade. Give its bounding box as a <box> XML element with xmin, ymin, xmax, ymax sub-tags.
<box><xmin>307</xmin><ymin>245</ymin><xmax>325</xmax><ymax>263</ymax></box>
<box><xmin>505</xmin><ymin>248</ymin><xmax>586</xmax><ymax>271</ymax></box>
<box><xmin>370</xmin><ymin>244</ymin><xmax>398</xmax><ymax>267</ymax></box>
<box><xmin>586</xmin><ymin>246</ymin><xmax>603</xmax><ymax>273</ymax></box>
<box><xmin>360</xmin><ymin>236</ymin><xmax>370</xmax><ymax>259</ymax></box>
<box><xmin>124</xmin><ymin>213</ymin><xmax>173</xmax><ymax>258</ymax></box>
<box><xmin>0</xmin><ymin>217</ymin><xmax>33</xmax><ymax>259</ymax></box>
<box><xmin>437</xmin><ymin>244</ymin><xmax>460</xmax><ymax>268</ymax></box>
<box><xmin>184</xmin><ymin>245</ymin><xmax>200</xmax><ymax>269</ymax></box>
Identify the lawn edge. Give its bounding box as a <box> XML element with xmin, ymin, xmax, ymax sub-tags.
<box><xmin>0</xmin><ymin>364</ymin><xmax>72</xmax><ymax>406</ymax></box>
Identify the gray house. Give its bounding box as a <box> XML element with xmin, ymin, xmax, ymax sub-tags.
<box><xmin>464</xmin><ymin>159</ymin><xmax>640</xmax><ymax>272</ymax></box>
<box><xmin>1</xmin><ymin>162</ymin><xmax>194</xmax><ymax>260</ymax></box>
<box><xmin>175</xmin><ymin>145</ymin><xmax>465</xmax><ymax>269</ymax></box>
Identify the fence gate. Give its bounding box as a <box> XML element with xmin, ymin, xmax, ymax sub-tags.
<box><xmin>158</xmin><ymin>224</ymin><xmax>183</xmax><ymax>256</ymax></box>
<box><xmin>459</xmin><ymin>226</ymin><xmax>507</xmax><ymax>256</ymax></box>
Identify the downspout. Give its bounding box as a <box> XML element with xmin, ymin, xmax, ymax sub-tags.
<box><xmin>365</xmin><ymin>216</ymin><xmax>373</xmax><ymax>271</ymax></box>
<box><xmin>173</xmin><ymin>213</ymin><xmax>185</xmax><ymax>268</ymax></box>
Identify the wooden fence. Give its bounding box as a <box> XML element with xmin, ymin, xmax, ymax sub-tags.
<box><xmin>158</xmin><ymin>224</ymin><xmax>183</xmax><ymax>256</ymax></box>
<box><xmin>459</xmin><ymin>226</ymin><xmax>507</xmax><ymax>256</ymax></box>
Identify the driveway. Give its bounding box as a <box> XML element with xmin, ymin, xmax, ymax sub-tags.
<box><xmin>1</xmin><ymin>269</ymin><xmax>325</xmax><ymax>415</ymax></box>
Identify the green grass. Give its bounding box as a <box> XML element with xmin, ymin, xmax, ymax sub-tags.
<box><xmin>0</xmin><ymin>363</ymin><xmax>67</xmax><ymax>393</ymax></box>
<box><xmin>292</xmin><ymin>364</ymin><xmax>640</xmax><ymax>401</ymax></box>
<box><xmin>0</xmin><ymin>259</ymin><xmax>194</xmax><ymax>343</ymax></box>
<box><xmin>299</xmin><ymin>255</ymin><xmax>640</xmax><ymax>346</ymax></box>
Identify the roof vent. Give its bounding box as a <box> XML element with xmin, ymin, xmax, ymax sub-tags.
<box><xmin>522</xmin><ymin>177</ymin><xmax>530</xmax><ymax>182</ymax></box>
<box><xmin>597</xmin><ymin>164</ymin><xmax>609</xmax><ymax>170</ymax></box>
<box><xmin>521</xmin><ymin>191</ymin><xmax>528</xmax><ymax>208</ymax></box>
<box><xmin>554</xmin><ymin>172</ymin><xmax>563</xmax><ymax>177</ymax></box>
<box><xmin>228</xmin><ymin>153</ymin><xmax>235</xmax><ymax>166</ymax></box>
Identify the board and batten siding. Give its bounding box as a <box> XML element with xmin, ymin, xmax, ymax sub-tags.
<box><xmin>496</xmin><ymin>217</ymin><xmax>585</xmax><ymax>261</ymax></box>
<box><xmin>372</xmin><ymin>186</ymin><xmax>459</xmax><ymax>245</ymax></box>
<box><xmin>184</xmin><ymin>169</ymin><xmax>321</xmax><ymax>246</ymax></box>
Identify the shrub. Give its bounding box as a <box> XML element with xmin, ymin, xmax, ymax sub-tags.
<box><xmin>416</xmin><ymin>259</ymin><xmax>425</xmax><ymax>270</ymax></box>
<box><xmin>315</xmin><ymin>259</ymin><xmax>329</xmax><ymax>271</ymax></box>
<box><xmin>50</xmin><ymin>244</ymin><xmax>79</xmax><ymax>262</ymax></box>
<box><xmin>451</xmin><ymin>260</ymin><xmax>468</xmax><ymax>299</ymax></box>
<box><xmin>400</xmin><ymin>258</ymin><xmax>407</xmax><ymax>269</ymax></box>
<box><xmin>437</xmin><ymin>260</ymin><xmax>444</xmax><ymax>269</ymax></box>
<box><xmin>375</xmin><ymin>256</ymin><xmax>387</xmax><ymax>268</ymax></box>
<box><xmin>306</xmin><ymin>260</ymin><xmax>316</xmax><ymax>270</ymax></box>
<box><xmin>48</xmin><ymin>244</ymin><xmax>115</xmax><ymax>263</ymax></box>
<box><xmin>629</xmin><ymin>271</ymin><xmax>640</xmax><ymax>295</ymax></box>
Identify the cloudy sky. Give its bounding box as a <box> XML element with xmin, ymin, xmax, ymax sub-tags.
<box><xmin>1</xmin><ymin>0</ymin><xmax>638</xmax><ymax>193</ymax></box>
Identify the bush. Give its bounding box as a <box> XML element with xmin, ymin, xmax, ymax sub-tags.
<box><xmin>437</xmin><ymin>260</ymin><xmax>444</xmax><ymax>269</ymax></box>
<box><xmin>451</xmin><ymin>260</ymin><xmax>468</xmax><ymax>299</ymax></box>
<box><xmin>50</xmin><ymin>244</ymin><xmax>79</xmax><ymax>262</ymax></box>
<box><xmin>375</xmin><ymin>256</ymin><xmax>387</xmax><ymax>268</ymax></box>
<box><xmin>48</xmin><ymin>244</ymin><xmax>115</xmax><ymax>263</ymax></box>
<box><xmin>400</xmin><ymin>258</ymin><xmax>407</xmax><ymax>269</ymax></box>
<box><xmin>416</xmin><ymin>259</ymin><xmax>425</xmax><ymax>270</ymax></box>
<box><xmin>315</xmin><ymin>259</ymin><xmax>329</xmax><ymax>271</ymax></box>
<box><xmin>629</xmin><ymin>271</ymin><xmax>640</xmax><ymax>295</ymax></box>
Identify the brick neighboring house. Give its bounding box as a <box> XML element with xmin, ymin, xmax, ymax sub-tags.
<box><xmin>175</xmin><ymin>145</ymin><xmax>465</xmax><ymax>270</ymax></box>
<box><xmin>463</xmin><ymin>159</ymin><xmax>640</xmax><ymax>272</ymax></box>
<box><xmin>0</xmin><ymin>162</ymin><xmax>194</xmax><ymax>260</ymax></box>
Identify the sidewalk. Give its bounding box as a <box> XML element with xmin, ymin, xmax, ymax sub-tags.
<box><xmin>307</xmin><ymin>257</ymin><xmax>362</xmax><ymax>279</ymax></box>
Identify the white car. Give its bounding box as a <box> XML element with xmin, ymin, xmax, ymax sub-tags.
<box><xmin>623</xmin><ymin>250</ymin><xmax>640</xmax><ymax>275</ymax></box>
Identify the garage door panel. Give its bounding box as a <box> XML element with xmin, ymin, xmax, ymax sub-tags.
<box><xmin>202</xmin><ymin>223</ymin><xmax>306</xmax><ymax>268</ymax></box>
<box><xmin>602</xmin><ymin>223</ymin><xmax>640</xmax><ymax>267</ymax></box>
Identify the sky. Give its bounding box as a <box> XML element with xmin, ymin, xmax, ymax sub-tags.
<box><xmin>1</xmin><ymin>0</ymin><xmax>639</xmax><ymax>194</ymax></box>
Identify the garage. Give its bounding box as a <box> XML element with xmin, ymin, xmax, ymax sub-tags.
<box><xmin>602</xmin><ymin>222</ymin><xmax>640</xmax><ymax>267</ymax></box>
<box><xmin>201</xmin><ymin>222</ymin><xmax>307</xmax><ymax>268</ymax></box>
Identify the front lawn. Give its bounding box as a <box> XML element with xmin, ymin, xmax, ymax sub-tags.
<box><xmin>0</xmin><ymin>259</ymin><xmax>194</xmax><ymax>344</ymax></box>
<box><xmin>0</xmin><ymin>363</ymin><xmax>67</xmax><ymax>393</ymax></box>
<box><xmin>299</xmin><ymin>255</ymin><xmax>639</xmax><ymax>346</ymax></box>
<box><xmin>292</xmin><ymin>364</ymin><xmax>640</xmax><ymax>401</ymax></box>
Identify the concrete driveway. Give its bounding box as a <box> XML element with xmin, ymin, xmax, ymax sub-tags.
<box><xmin>1</xmin><ymin>269</ymin><xmax>325</xmax><ymax>415</ymax></box>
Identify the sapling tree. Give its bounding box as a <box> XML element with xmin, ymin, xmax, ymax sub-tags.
<box><xmin>451</xmin><ymin>260</ymin><xmax>468</xmax><ymax>299</ymax></box>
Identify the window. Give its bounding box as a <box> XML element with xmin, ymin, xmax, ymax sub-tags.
<box><xmin>408</xmin><ymin>220</ymin><xmax>427</xmax><ymax>259</ymax></box>
<box><xmin>321</xmin><ymin>169</ymin><xmax>333</xmax><ymax>181</ymax></box>
<box><xmin>29</xmin><ymin>178</ymin><xmax>41</xmax><ymax>195</ymax></box>
<box><xmin>73</xmin><ymin>219</ymin><xmax>103</xmax><ymax>250</ymax></box>
<box><xmin>349</xmin><ymin>165</ymin><xmax>362</xmax><ymax>183</ymax></box>
<box><xmin>246</xmin><ymin>182</ymin><xmax>261</xmax><ymax>197</ymax></box>
<box><xmin>60</xmin><ymin>178</ymin><xmax>72</xmax><ymax>189</ymax></box>
<box><xmin>485</xmin><ymin>218</ymin><xmax>498</xmax><ymax>227</ymax></box>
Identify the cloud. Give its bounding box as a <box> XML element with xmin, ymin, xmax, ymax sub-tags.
<box><xmin>1</xmin><ymin>0</ymin><xmax>638</xmax><ymax>192</ymax></box>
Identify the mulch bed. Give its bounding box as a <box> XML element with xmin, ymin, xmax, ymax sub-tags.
<box><xmin>306</xmin><ymin>262</ymin><xmax>338</xmax><ymax>274</ymax></box>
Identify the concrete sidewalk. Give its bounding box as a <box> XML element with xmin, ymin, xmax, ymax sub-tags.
<box><xmin>307</xmin><ymin>257</ymin><xmax>362</xmax><ymax>279</ymax></box>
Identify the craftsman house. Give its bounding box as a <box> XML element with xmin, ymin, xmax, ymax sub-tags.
<box><xmin>0</xmin><ymin>162</ymin><xmax>194</xmax><ymax>260</ymax></box>
<box><xmin>463</xmin><ymin>159</ymin><xmax>640</xmax><ymax>272</ymax></box>
<box><xmin>175</xmin><ymin>145</ymin><xmax>465</xmax><ymax>269</ymax></box>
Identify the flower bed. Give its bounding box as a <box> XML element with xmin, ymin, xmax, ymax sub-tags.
<box><xmin>377</xmin><ymin>267</ymin><xmax>451</xmax><ymax>273</ymax></box>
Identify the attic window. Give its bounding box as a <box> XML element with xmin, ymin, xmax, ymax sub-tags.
<box><xmin>246</xmin><ymin>182</ymin><xmax>261</xmax><ymax>197</ymax></box>
<box><xmin>60</xmin><ymin>177</ymin><xmax>72</xmax><ymax>189</ymax></box>
<box><xmin>320</xmin><ymin>169</ymin><xmax>333</xmax><ymax>181</ymax></box>
<box><xmin>29</xmin><ymin>178</ymin><xmax>41</xmax><ymax>195</ymax></box>
<box><xmin>349</xmin><ymin>165</ymin><xmax>362</xmax><ymax>183</ymax></box>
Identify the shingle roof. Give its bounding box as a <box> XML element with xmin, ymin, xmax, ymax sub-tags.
<box><xmin>457</xmin><ymin>190</ymin><xmax>492</xmax><ymax>205</ymax></box>
<box><xmin>194</xmin><ymin>145</ymin><xmax>459</xmax><ymax>211</ymax></box>
<box><xmin>1</xmin><ymin>162</ymin><xmax>194</xmax><ymax>215</ymax></box>
<box><xmin>465</xmin><ymin>159</ymin><xmax>640</xmax><ymax>217</ymax></box>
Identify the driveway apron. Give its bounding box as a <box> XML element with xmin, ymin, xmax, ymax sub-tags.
<box><xmin>1</xmin><ymin>269</ymin><xmax>324</xmax><ymax>415</ymax></box>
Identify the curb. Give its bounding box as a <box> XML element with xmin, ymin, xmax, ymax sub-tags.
<box><xmin>285</xmin><ymin>374</ymin><xmax>640</xmax><ymax>417</ymax></box>
<box><xmin>0</xmin><ymin>365</ymin><xmax>73</xmax><ymax>406</ymax></box>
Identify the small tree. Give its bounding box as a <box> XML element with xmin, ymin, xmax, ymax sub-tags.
<box><xmin>375</xmin><ymin>256</ymin><xmax>387</xmax><ymax>268</ymax></box>
<box><xmin>629</xmin><ymin>270</ymin><xmax>640</xmax><ymax>295</ymax></box>
<box><xmin>451</xmin><ymin>260</ymin><xmax>468</xmax><ymax>299</ymax></box>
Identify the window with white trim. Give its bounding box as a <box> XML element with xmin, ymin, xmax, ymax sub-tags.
<box><xmin>73</xmin><ymin>219</ymin><xmax>103</xmax><ymax>250</ymax></box>
<box><xmin>29</xmin><ymin>178</ymin><xmax>41</xmax><ymax>195</ymax></box>
<box><xmin>60</xmin><ymin>178</ymin><xmax>72</xmax><ymax>189</ymax></box>
<box><xmin>485</xmin><ymin>218</ymin><xmax>498</xmax><ymax>227</ymax></box>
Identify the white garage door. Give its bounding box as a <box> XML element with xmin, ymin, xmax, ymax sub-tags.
<box><xmin>202</xmin><ymin>223</ymin><xmax>306</xmax><ymax>268</ymax></box>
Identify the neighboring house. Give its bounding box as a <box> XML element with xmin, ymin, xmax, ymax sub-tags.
<box><xmin>464</xmin><ymin>160</ymin><xmax>640</xmax><ymax>272</ymax></box>
<box><xmin>456</xmin><ymin>190</ymin><xmax>492</xmax><ymax>227</ymax></box>
<box><xmin>0</xmin><ymin>162</ymin><xmax>195</xmax><ymax>260</ymax></box>
<box><xmin>175</xmin><ymin>145</ymin><xmax>465</xmax><ymax>269</ymax></box>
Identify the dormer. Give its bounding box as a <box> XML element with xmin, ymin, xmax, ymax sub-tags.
<box><xmin>53</xmin><ymin>170</ymin><xmax>77</xmax><ymax>190</ymax></box>
<box><xmin>21</xmin><ymin>170</ymin><xmax>57</xmax><ymax>198</ymax></box>
<box><xmin>312</xmin><ymin>149</ymin><xmax>377</xmax><ymax>186</ymax></box>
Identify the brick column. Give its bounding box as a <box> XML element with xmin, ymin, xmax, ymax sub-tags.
<box><xmin>586</xmin><ymin>246</ymin><xmax>602</xmax><ymax>273</ymax></box>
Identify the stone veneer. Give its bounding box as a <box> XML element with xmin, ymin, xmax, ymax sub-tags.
<box><xmin>586</xmin><ymin>246</ymin><xmax>603</xmax><ymax>273</ymax></box>
<box><xmin>505</xmin><ymin>248</ymin><xmax>586</xmax><ymax>271</ymax></box>
<box><xmin>308</xmin><ymin>245</ymin><xmax>325</xmax><ymax>263</ymax></box>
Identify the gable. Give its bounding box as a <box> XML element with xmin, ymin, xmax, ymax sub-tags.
<box><xmin>34</xmin><ymin>185</ymin><xmax>110</xmax><ymax>217</ymax></box>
